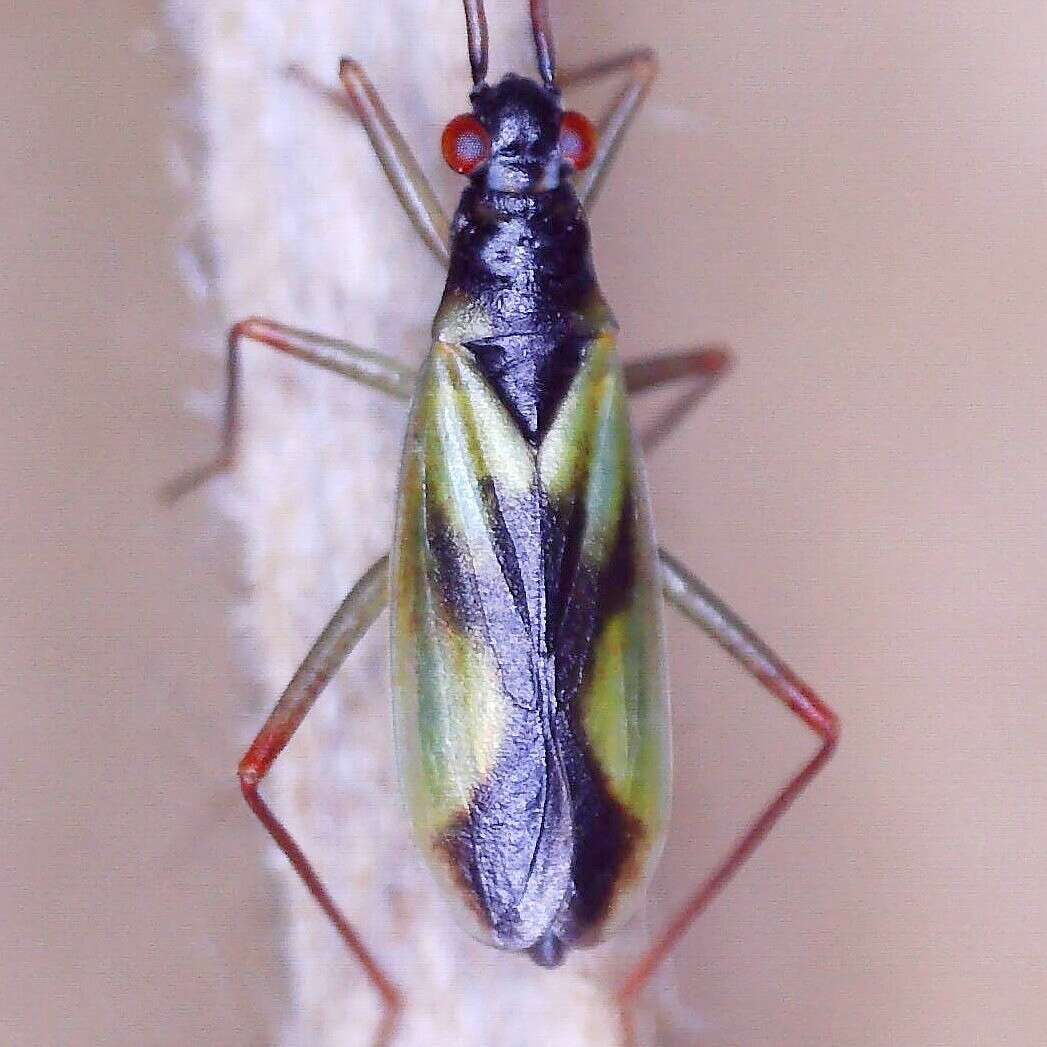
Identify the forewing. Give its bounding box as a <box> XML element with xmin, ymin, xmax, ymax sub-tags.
<box><xmin>539</xmin><ymin>333</ymin><xmax>671</xmax><ymax>930</ymax></box>
<box><xmin>391</xmin><ymin>342</ymin><xmax>578</xmax><ymax>944</ymax></box>
<box><xmin>392</xmin><ymin>341</ymin><xmax>537</xmax><ymax>824</ymax></box>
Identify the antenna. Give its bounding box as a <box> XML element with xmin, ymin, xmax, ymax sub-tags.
<box><xmin>529</xmin><ymin>0</ymin><xmax>557</xmax><ymax>85</ymax></box>
<box><xmin>462</xmin><ymin>0</ymin><xmax>490</xmax><ymax>86</ymax></box>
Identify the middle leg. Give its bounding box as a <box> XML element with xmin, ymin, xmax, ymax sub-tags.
<box><xmin>624</xmin><ymin>344</ymin><xmax>733</xmax><ymax>453</ymax></box>
<box><xmin>161</xmin><ymin>316</ymin><xmax>415</xmax><ymax>503</ymax></box>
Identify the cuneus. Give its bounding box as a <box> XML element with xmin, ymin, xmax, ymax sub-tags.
<box><xmin>165</xmin><ymin>2</ymin><xmax>839</xmax><ymax>1044</ymax></box>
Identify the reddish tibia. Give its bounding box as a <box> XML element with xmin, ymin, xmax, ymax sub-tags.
<box><xmin>238</xmin><ymin>779</ymin><xmax>403</xmax><ymax>1042</ymax></box>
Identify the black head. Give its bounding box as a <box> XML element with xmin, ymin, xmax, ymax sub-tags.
<box><xmin>441</xmin><ymin>1</ymin><xmax>596</xmax><ymax>194</ymax></box>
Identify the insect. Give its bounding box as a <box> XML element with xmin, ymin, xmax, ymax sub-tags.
<box><xmin>166</xmin><ymin>1</ymin><xmax>839</xmax><ymax>1043</ymax></box>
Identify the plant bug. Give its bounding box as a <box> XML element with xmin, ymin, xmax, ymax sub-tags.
<box><xmin>166</xmin><ymin>1</ymin><xmax>840</xmax><ymax>1043</ymax></box>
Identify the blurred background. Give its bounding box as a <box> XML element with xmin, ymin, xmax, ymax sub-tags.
<box><xmin>3</xmin><ymin>1</ymin><xmax>1045</xmax><ymax>1045</ymax></box>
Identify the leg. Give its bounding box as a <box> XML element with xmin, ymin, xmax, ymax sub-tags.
<box><xmin>558</xmin><ymin>48</ymin><xmax>659</xmax><ymax>209</ymax></box>
<box><xmin>239</xmin><ymin>556</ymin><xmax>404</xmax><ymax>1047</ymax></box>
<box><xmin>287</xmin><ymin>62</ymin><xmax>450</xmax><ymax>266</ymax></box>
<box><xmin>617</xmin><ymin>549</ymin><xmax>840</xmax><ymax>1033</ymax></box>
<box><xmin>161</xmin><ymin>316</ymin><xmax>414</xmax><ymax>503</ymax></box>
<box><xmin>624</xmin><ymin>344</ymin><xmax>732</xmax><ymax>453</ymax></box>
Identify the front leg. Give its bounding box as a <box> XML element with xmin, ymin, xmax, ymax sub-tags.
<box><xmin>287</xmin><ymin>62</ymin><xmax>451</xmax><ymax>267</ymax></box>
<box><xmin>558</xmin><ymin>47</ymin><xmax>659</xmax><ymax>209</ymax></box>
<box><xmin>617</xmin><ymin>549</ymin><xmax>840</xmax><ymax>1039</ymax></box>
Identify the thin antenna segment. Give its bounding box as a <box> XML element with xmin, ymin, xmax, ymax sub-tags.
<box><xmin>462</xmin><ymin>0</ymin><xmax>489</xmax><ymax>85</ymax></box>
<box><xmin>529</xmin><ymin>0</ymin><xmax>557</xmax><ymax>85</ymax></box>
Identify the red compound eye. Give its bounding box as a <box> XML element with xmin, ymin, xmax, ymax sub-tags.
<box><xmin>559</xmin><ymin>110</ymin><xmax>597</xmax><ymax>171</ymax></box>
<box><xmin>441</xmin><ymin>113</ymin><xmax>492</xmax><ymax>175</ymax></box>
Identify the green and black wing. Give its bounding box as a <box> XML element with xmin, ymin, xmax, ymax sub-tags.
<box><xmin>390</xmin><ymin>332</ymin><xmax>670</xmax><ymax>958</ymax></box>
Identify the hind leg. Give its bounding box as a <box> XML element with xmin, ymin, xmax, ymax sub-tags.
<box><xmin>617</xmin><ymin>550</ymin><xmax>840</xmax><ymax>1043</ymax></box>
<box><xmin>238</xmin><ymin>556</ymin><xmax>403</xmax><ymax>1047</ymax></box>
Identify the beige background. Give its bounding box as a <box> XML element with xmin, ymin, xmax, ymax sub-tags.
<box><xmin>3</xmin><ymin>2</ymin><xmax>1045</xmax><ymax>1046</ymax></box>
